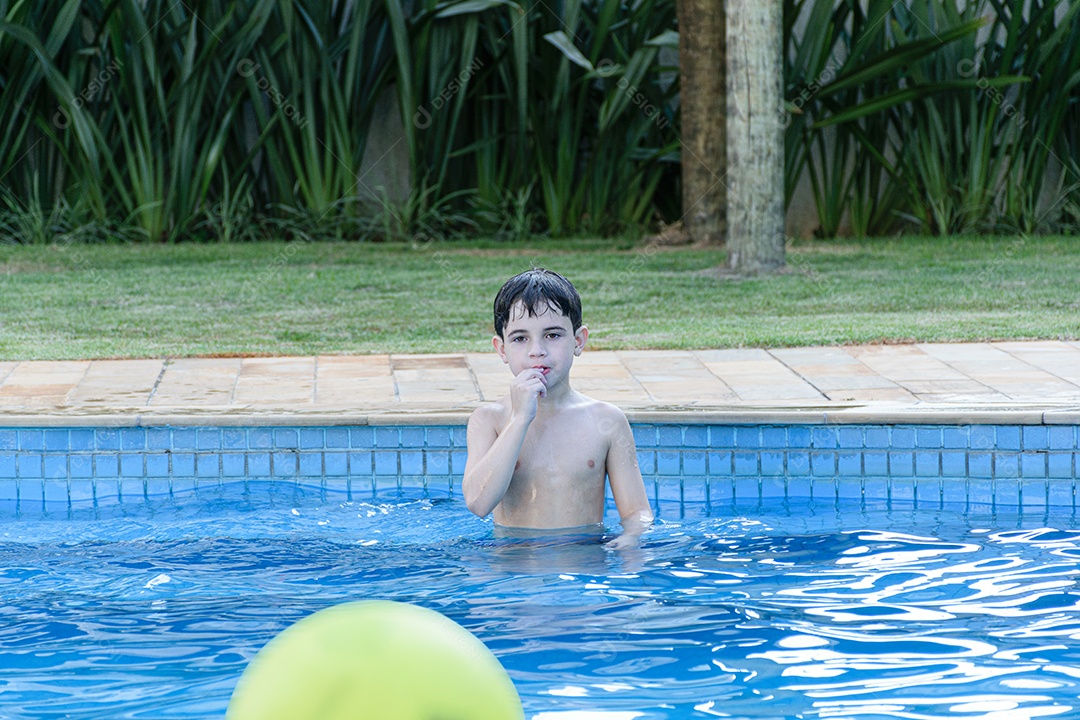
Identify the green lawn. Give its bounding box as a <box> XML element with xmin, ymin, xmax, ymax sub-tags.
<box><xmin>1</xmin><ymin>235</ymin><xmax>1078</xmax><ymax>360</ymax></box>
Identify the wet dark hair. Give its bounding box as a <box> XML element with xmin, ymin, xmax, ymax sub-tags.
<box><xmin>493</xmin><ymin>268</ymin><xmax>582</xmax><ymax>337</ymax></box>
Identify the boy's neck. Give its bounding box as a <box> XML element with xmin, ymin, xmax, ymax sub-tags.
<box><xmin>536</xmin><ymin>378</ymin><xmax>576</xmax><ymax>409</ymax></box>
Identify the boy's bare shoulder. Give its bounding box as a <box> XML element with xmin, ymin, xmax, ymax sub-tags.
<box><xmin>576</xmin><ymin>394</ymin><xmax>631</xmax><ymax>429</ymax></box>
<box><xmin>468</xmin><ymin>397</ymin><xmax>512</xmax><ymax>430</ymax></box>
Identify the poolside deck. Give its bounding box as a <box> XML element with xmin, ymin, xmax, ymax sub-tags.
<box><xmin>0</xmin><ymin>340</ymin><xmax>1078</xmax><ymax>425</ymax></box>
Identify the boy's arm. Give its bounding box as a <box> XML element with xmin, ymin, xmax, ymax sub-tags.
<box><xmin>461</xmin><ymin>406</ymin><xmax>530</xmax><ymax>518</ymax></box>
<box><xmin>603</xmin><ymin>408</ymin><xmax>654</xmax><ymax>547</ymax></box>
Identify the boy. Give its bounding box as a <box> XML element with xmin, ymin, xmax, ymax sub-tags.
<box><xmin>462</xmin><ymin>268</ymin><xmax>653</xmax><ymax>549</ymax></box>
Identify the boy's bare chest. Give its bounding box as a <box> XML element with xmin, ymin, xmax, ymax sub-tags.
<box><xmin>514</xmin><ymin>421</ymin><xmax>608</xmax><ymax>480</ymax></box>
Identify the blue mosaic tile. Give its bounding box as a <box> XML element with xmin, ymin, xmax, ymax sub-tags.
<box><xmin>69</xmin><ymin>429</ymin><xmax>94</xmax><ymax>451</ymax></box>
<box><xmin>197</xmin><ymin>454</ymin><xmax>221</xmax><ymax>478</ymax></box>
<box><xmin>120</xmin><ymin>454</ymin><xmax>143</xmax><ymax>477</ymax></box>
<box><xmin>172</xmin><ymin>453</ymin><xmax>195</xmax><ymax>476</ymax></box>
<box><xmin>864</xmin><ymin>427</ymin><xmax>889</xmax><ymax>449</ymax></box>
<box><xmin>863</xmin><ymin>478</ymin><xmax>888</xmax><ymax>501</ymax></box>
<box><xmin>812</xmin><ymin>477</ymin><xmax>836</xmax><ymax>500</ymax></box>
<box><xmin>324</xmin><ymin>452</ymin><xmax>348</xmax><ymax>476</ymax></box>
<box><xmin>350</xmin><ymin>427</ymin><xmax>374</xmax><ymax>449</ymax></box>
<box><xmin>890</xmin><ymin>478</ymin><xmax>914</xmax><ymax>502</ymax></box>
<box><xmin>837</xmin><ymin>478</ymin><xmax>861</xmax><ymax>499</ymax></box>
<box><xmin>889</xmin><ymin>452</ymin><xmax>914</xmax><ymax>477</ymax></box>
<box><xmin>146</xmin><ymin>428</ymin><xmax>170</xmax><ymax>450</ymax></box>
<box><xmin>197</xmin><ymin>429</ymin><xmax>222</xmax><ymax>450</ymax></box>
<box><xmin>222</xmin><ymin>453</ymin><xmax>246</xmax><ymax>477</ymax></box>
<box><xmin>633</xmin><ymin>425</ymin><xmax>657</xmax><ymax>447</ymax></box>
<box><xmin>709</xmin><ymin>427</ymin><xmax>735</xmax><ymax>449</ymax></box>
<box><xmin>272</xmin><ymin>453</ymin><xmax>297</xmax><ymax>476</ymax></box>
<box><xmin>735</xmin><ymin>427</ymin><xmax>762</xmax><ymax>449</ymax></box>
<box><xmin>248</xmin><ymin>427</ymin><xmax>272</xmax><ymax>451</ymax></box>
<box><xmin>837</xmin><ymin>452</ymin><xmax>861</xmax><ymax>476</ymax></box>
<box><xmin>20</xmin><ymin>431</ymin><xmax>43</xmax><ymax>451</ymax></box>
<box><xmin>0</xmin><ymin>430</ymin><xmax>15</xmax><ymax>450</ymax></box>
<box><xmin>761</xmin><ymin>427</ymin><xmax>786</xmax><ymax>449</ymax></box>
<box><xmin>0</xmin><ymin>454</ymin><xmax>14</xmax><ymax>478</ymax></box>
<box><xmin>18</xmin><ymin>455</ymin><xmax>43</xmax><ymax>479</ymax></box>
<box><xmin>969</xmin><ymin>426</ymin><xmax>995</xmax><ymax>451</ymax></box>
<box><xmin>891</xmin><ymin>427</ymin><xmax>915</xmax><ymax>449</ymax></box>
<box><xmin>812</xmin><ymin>428</ymin><xmax>837</xmax><ymax>449</ymax></box>
<box><xmin>995</xmin><ymin>426</ymin><xmax>1021</xmax><ymax>451</ymax></box>
<box><xmin>838</xmin><ymin>427</ymin><xmax>863</xmax><ymax>449</ymax></box>
<box><xmin>787</xmin><ymin>452</ymin><xmax>810</xmax><ymax>477</ymax></box>
<box><xmin>994</xmin><ymin>454</ymin><xmax>1020</xmax><ymax>478</ymax></box>
<box><xmin>145</xmin><ymin>454</ymin><xmax>169</xmax><ymax>477</ymax></box>
<box><xmin>1023</xmin><ymin>426</ymin><xmax>1048</xmax><ymax>451</ymax></box>
<box><xmin>450</xmin><ymin>451</ymin><xmax>468</xmax><ymax>475</ymax></box>
<box><xmin>298</xmin><ymin>453</ymin><xmax>322</xmax><ymax>477</ymax></box>
<box><xmin>321</xmin><ymin>428</ymin><xmax>347</xmax><ymax>449</ymax></box>
<box><xmin>120</xmin><ymin>428</ymin><xmax>145</xmax><ymax>451</ymax></box>
<box><xmin>659</xmin><ymin>426</ymin><xmax>683</xmax><ymax>447</ymax></box>
<box><xmin>96</xmin><ymin>478</ymin><xmax>121</xmax><ymax>501</ymax></box>
<box><xmin>373</xmin><ymin>451</ymin><xmax>398</xmax><ymax>476</ymax></box>
<box><xmin>707</xmin><ymin>477</ymin><xmax>733</xmax><ymax>503</ymax></box>
<box><xmin>173</xmin><ymin>478</ymin><xmax>196</xmax><ymax>495</ymax></box>
<box><xmin>915</xmin><ymin>452</ymin><xmax>939</xmax><ymax>477</ymax></box>
<box><xmin>657</xmin><ymin>452</ymin><xmax>680</xmax><ymax>476</ymax></box>
<box><xmin>43</xmin><ymin>456</ymin><xmax>67</xmax><ymax>480</ymax></box>
<box><xmin>400</xmin><ymin>428</ymin><xmax>425</xmax><ymax>448</ymax></box>
<box><xmin>968</xmin><ymin>478</ymin><xmax>993</xmax><ymax>505</ymax></box>
<box><xmin>787</xmin><ymin>427</ymin><xmax>812</xmax><ymax>448</ymax></box>
<box><xmin>942</xmin><ymin>452</ymin><xmax>966</xmax><ymax>477</ymax></box>
<box><xmin>43</xmin><ymin>479</ymin><xmax>68</xmax><ymax>503</ymax></box>
<box><xmin>942</xmin><ymin>479</ymin><xmax>966</xmax><ymax>504</ymax></box>
<box><xmin>425</xmin><ymin>427</ymin><xmax>451</xmax><ymax>449</ymax></box>
<box><xmin>70</xmin><ymin>479</ymin><xmax>94</xmax><ymax>502</ymax></box>
<box><xmin>760</xmin><ymin>452</ymin><xmax>784</xmax><ymax>477</ymax></box>
<box><xmin>274</xmin><ymin>429</ymin><xmax>298</xmax><ymax>449</ymax></box>
<box><xmin>1021</xmin><ymin>480</ymin><xmax>1047</xmax><ymax>506</ymax></box>
<box><xmin>94</xmin><ymin>454</ymin><xmax>118</xmax><ymax>477</ymax></box>
<box><xmin>761</xmin><ymin>478</ymin><xmax>785</xmax><ymax>498</ymax></box>
<box><xmin>1048</xmin><ymin>453</ymin><xmax>1073</xmax><ymax>479</ymax></box>
<box><xmin>637</xmin><ymin>451</ymin><xmax>655</xmax><ymax>476</ymax></box>
<box><xmin>707</xmin><ymin>451</ymin><xmax>731</xmax><ymax>477</ymax></box>
<box><xmin>348</xmin><ymin>452</ymin><xmax>372</xmax><ymax>475</ymax></box>
<box><xmin>943</xmin><ymin>427</ymin><xmax>968</xmax><ymax>449</ymax></box>
<box><xmin>787</xmin><ymin>477</ymin><xmax>811</xmax><ymax>498</ymax></box>
<box><xmin>811</xmin><ymin>452</ymin><xmax>836</xmax><ymax>477</ymax></box>
<box><xmin>171</xmin><ymin>429</ymin><xmax>197</xmax><ymax>450</ymax></box>
<box><xmin>915</xmin><ymin>478</ymin><xmax>940</xmax><ymax>504</ymax></box>
<box><xmin>657</xmin><ymin>479</ymin><xmax>683</xmax><ymax>504</ymax></box>
<box><xmin>995</xmin><ymin>479</ymin><xmax>1020</xmax><ymax>505</ymax></box>
<box><xmin>916</xmin><ymin>428</ymin><xmax>942</xmax><ymax>449</ymax></box>
<box><xmin>1049</xmin><ymin>427</ymin><xmax>1077</xmax><ymax>450</ymax></box>
<box><xmin>733</xmin><ymin>452</ymin><xmax>758</xmax><ymax>477</ymax></box>
<box><xmin>451</xmin><ymin>427</ymin><xmax>467</xmax><ymax>447</ymax></box>
<box><xmin>350</xmin><ymin>476</ymin><xmax>374</xmax><ymax>496</ymax></box>
<box><xmin>70</xmin><ymin>456</ymin><xmax>92</xmax><ymax>479</ymax></box>
<box><xmin>145</xmin><ymin>478</ymin><xmax>171</xmax><ymax>497</ymax></box>
<box><xmin>1048</xmin><ymin>481</ymin><xmax>1074</xmax><ymax>507</ymax></box>
<box><xmin>734</xmin><ymin>478</ymin><xmax>759</xmax><ymax>503</ymax></box>
<box><xmin>684</xmin><ymin>426</ymin><xmax>708</xmax><ymax>448</ymax></box>
<box><xmin>969</xmin><ymin>453</ymin><xmax>993</xmax><ymax>478</ymax></box>
<box><xmin>222</xmin><ymin>428</ymin><xmax>247</xmax><ymax>450</ymax></box>
<box><xmin>1020</xmin><ymin>453</ymin><xmax>1046</xmax><ymax>478</ymax></box>
<box><xmin>120</xmin><ymin>478</ymin><xmax>144</xmax><ymax>500</ymax></box>
<box><xmin>683</xmin><ymin>451</ymin><xmax>706</xmax><ymax>476</ymax></box>
<box><xmin>400</xmin><ymin>451</ymin><xmax>424</xmax><ymax>476</ymax></box>
<box><xmin>682</xmin><ymin>480</ymin><xmax>708</xmax><ymax>503</ymax></box>
<box><xmin>864</xmin><ymin>452</ymin><xmax>888</xmax><ymax>476</ymax></box>
<box><xmin>44</xmin><ymin>429</ymin><xmax>69</xmax><ymax>451</ymax></box>
<box><xmin>0</xmin><ymin>479</ymin><xmax>14</xmax><ymax>502</ymax></box>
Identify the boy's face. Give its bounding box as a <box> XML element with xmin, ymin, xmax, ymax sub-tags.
<box><xmin>493</xmin><ymin>300</ymin><xmax>587</xmax><ymax>383</ymax></box>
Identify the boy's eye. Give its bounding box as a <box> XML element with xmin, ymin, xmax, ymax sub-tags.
<box><xmin>546</xmin><ymin>333</ymin><xmax>561</xmax><ymax>339</ymax></box>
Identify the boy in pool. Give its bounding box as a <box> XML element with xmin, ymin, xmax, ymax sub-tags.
<box><xmin>463</xmin><ymin>268</ymin><xmax>654</xmax><ymax>549</ymax></box>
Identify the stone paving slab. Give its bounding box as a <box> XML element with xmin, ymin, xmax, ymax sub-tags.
<box><xmin>0</xmin><ymin>341</ymin><xmax>1077</xmax><ymax>425</ymax></box>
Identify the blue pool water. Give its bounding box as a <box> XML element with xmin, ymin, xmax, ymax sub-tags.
<box><xmin>3</xmin><ymin>483</ymin><xmax>1080</xmax><ymax>719</ymax></box>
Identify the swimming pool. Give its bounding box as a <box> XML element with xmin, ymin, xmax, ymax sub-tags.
<box><xmin>3</xmin><ymin>482</ymin><xmax>1080</xmax><ymax>719</ymax></box>
<box><xmin>1</xmin><ymin>422</ymin><xmax>1078</xmax><ymax>719</ymax></box>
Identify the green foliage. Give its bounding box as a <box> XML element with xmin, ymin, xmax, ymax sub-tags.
<box><xmin>0</xmin><ymin>0</ymin><xmax>680</xmax><ymax>242</ymax></box>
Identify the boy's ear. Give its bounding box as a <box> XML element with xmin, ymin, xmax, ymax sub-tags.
<box><xmin>574</xmin><ymin>325</ymin><xmax>588</xmax><ymax>356</ymax></box>
<box><xmin>492</xmin><ymin>334</ymin><xmax>508</xmax><ymax>363</ymax></box>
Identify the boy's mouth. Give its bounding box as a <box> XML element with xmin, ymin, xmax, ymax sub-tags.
<box><xmin>533</xmin><ymin>365</ymin><xmax>550</xmax><ymax>375</ymax></box>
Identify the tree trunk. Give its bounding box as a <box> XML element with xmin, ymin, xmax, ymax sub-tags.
<box><xmin>726</xmin><ymin>0</ymin><xmax>785</xmax><ymax>273</ymax></box>
<box><xmin>676</xmin><ymin>0</ymin><xmax>725</xmax><ymax>245</ymax></box>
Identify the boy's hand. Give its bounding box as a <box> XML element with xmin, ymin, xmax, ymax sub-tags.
<box><xmin>509</xmin><ymin>367</ymin><xmax>547</xmax><ymax>422</ymax></box>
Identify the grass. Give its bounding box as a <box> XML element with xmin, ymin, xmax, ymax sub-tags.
<box><xmin>0</xmin><ymin>236</ymin><xmax>1078</xmax><ymax>361</ymax></box>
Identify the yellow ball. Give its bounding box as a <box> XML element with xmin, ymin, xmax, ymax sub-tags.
<box><xmin>226</xmin><ymin>600</ymin><xmax>524</xmax><ymax>720</ymax></box>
